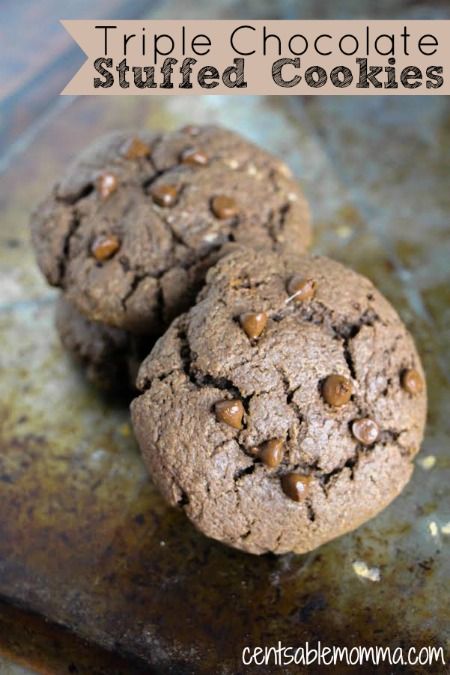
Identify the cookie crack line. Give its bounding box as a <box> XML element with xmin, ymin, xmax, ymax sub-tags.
<box><xmin>59</xmin><ymin>211</ymin><xmax>81</xmax><ymax>284</ymax></box>
<box><xmin>118</xmin><ymin>236</ymin><xmax>227</xmax><ymax>323</ymax></box>
<box><xmin>233</xmin><ymin>463</ymin><xmax>256</xmax><ymax>481</ymax></box>
<box><xmin>230</xmin><ymin>465</ymin><xmax>260</xmax><ymax>546</ymax></box>
<box><xmin>176</xmin><ymin>328</ymin><xmax>252</xmax><ymax>404</ymax></box>
<box><xmin>55</xmin><ymin>182</ymin><xmax>95</xmax><ymax>206</ymax></box>
<box><xmin>275</xmin><ymin>297</ymin><xmax>381</xmax><ymax>340</ymax></box>
<box><xmin>262</xmin><ymin>201</ymin><xmax>293</xmax><ymax>249</ymax></box>
<box><xmin>119</xmin><ymin>270</ymin><xmax>152</xmax><ymax>314</ymax></box>
<box><xmin>341</xmin><ymin>334</ymin><xmax>357</xmax><ymax>380</ymax></box>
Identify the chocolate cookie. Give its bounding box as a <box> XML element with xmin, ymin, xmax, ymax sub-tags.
<box><xmin>55</xmin><ymin>296</ymin><xmax>149</xmax><ymax>391</ymax></box>
<box><xmin>32</xmin><ymin>126</ymin><xmax>311</xmax><ymax>335</ymax></box>
<box><xmin>131</xmin><ymin>249</ymin><xmax>427</xmax><ymax>555</ymax></box>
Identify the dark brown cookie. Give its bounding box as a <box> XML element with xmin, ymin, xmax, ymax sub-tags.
<box><xmin>55</xmin><ymin>296</ymin><xmax>151</xmax><ymax>392</ymax></box>
<box><xmin>31</xmin><ymin>126</ymin><xmax>311</xmax><ymax>335</ymax></box>
<box><xmin>131</xmin><ymin>249</ymin><xmax>427</xmax><ymax>555</ymax></box>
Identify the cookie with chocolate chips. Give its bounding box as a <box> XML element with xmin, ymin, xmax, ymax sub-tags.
<box><xmin>55</xmin><ymin>296</ymin><xmax>150</xmax><ymax>392</ymax></box>
<box><xmin>131</xmin><ymin>248</ymin><xmax>426</xmax><ymax>555</ymax></box>
<box><xmin>31</xmin><ymin>126</ymin><xmax>311</xmax><ymax>336</ymax></box>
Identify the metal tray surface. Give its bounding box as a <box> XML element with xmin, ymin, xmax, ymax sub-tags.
<box><xmin>0</xmin><ymin>91</ymin><xmax>448</xmax><ymax>673</ymax></box>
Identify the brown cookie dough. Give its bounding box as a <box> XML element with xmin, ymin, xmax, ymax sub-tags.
<box><xmin>55</xmin><ymin>296</ymin><xmax>151</xmax><ymax>392</ymax></box>
<box><xmin>131</xmin><ymin>249</ymin><xmax>427</xmax><ymax>555</ymax></box>
<box><xmin>31</xmin><ymin>126</ymin><xmax>311</xmax><ymax>335</ymax></box>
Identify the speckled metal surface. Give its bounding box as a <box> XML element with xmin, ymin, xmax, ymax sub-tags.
<box><xmin>0</xmin><ymin>4</ymin><xmax>449</xmax><ymax>674</ymax></box>
<box><xmin>0</xmin><ymin>91</ymin><xmax>448</xmax><ymax>674</ymax></box>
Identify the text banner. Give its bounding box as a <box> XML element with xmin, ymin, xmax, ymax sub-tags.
<box><xmin>61</xmin><ymin>20</ymin><xmax>450</xmax><ymax>95</ymax></box>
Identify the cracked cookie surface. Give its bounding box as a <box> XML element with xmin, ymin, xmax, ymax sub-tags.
<box><xmin>32</xmin><ymin>126</ymin><xmax>311</xmax><ymax>335</ymax></box>
<box><xmin>131</xmin><ymin>248</ymin><xmax>427</xmax><ymax>555</ymax></box>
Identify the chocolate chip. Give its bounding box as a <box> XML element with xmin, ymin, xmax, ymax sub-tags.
<box><xmin>287</xmin><ymin>276</ymin><xmax>316</xmax><ymax>302</ymax></box>
<box><xmin>91</xmin><ymin>234</ymin><xmax>120</xmax><ymax>262</ymax></box>
<box><xmin>281</xmin><ymin>473</ymin><xmax>312</xmax><ymax>501</ymax></box>
<box><xmin>401</xmin><ymin>368</ymin><xmax>424</xmax><ymax>395</ymax></box>
<box><xmin>351</xmin><ymin>418</ymin><xmax>379</xmax><ymax>445</ymax></box>
<box><xmin>211</xmin><ymin>195</ymin><xmax>238</xmax><ymax>220</ymax></box>
<box><xmin>239</xmin><ymin>312</ymin><xmax>268</xmax><ymax>340</ymax></box>
<box><xmin>259</xmin><ymin>439</ymin><xmax>284</xmax><ymax>468</ymax></box>
<box><xmin>215</xmin><ymin>399</ymin><xmax>244</xmax><ymax>429</ymax></box>
<box><xmin>181</xmin><ymin>148</ymin><xmax>209</xmax><ymax>166</ymax></box>
<box><xmin>122</xmin><ymin>137</ymin><xmax>151</xmax><ymax>159</ymax></box>
<box><xmin>96</xmin><ymin>173</ymin><xmax>118</xmax><ymax>200</ymax></box>
<box><xmin>150</xmin><ymin>184</ymin><xmax>179</xmax><ymax>207</ymax></box>
<box><xmin>322</xmin><ymin>374</ymin><xmax>352</xmax><ymax>407</ymax></box>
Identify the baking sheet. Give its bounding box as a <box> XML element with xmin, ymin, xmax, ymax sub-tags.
<box><xmin>0</xmin><ymin>90</ymin><xmax>448</xmax><ymax>673</ymax></box>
